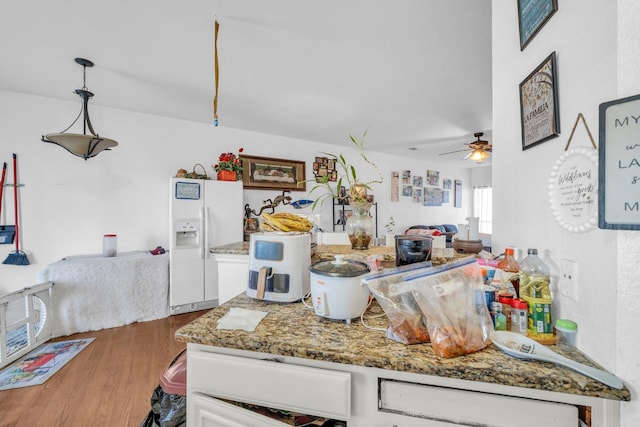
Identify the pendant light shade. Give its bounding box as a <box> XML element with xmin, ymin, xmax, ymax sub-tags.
<box><xmin>41</xmin><ymin>58</ymin><xmax>118</xmax><ymax>160</ymax></box>
<box><xmin>468</xmin><ymin>147</ymin><xmax>490</xmax><ymax>163</ymax></box>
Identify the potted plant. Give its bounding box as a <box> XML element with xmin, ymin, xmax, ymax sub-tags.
<box><xmin>213</xmin><ymin>148</ymin><xmax>244</xmax><ymax>181</ymax></box>
<box><xmin>309</xmin><ymin>130</ymin><xmax>383</xmax><ymax>250</ymax></box>
<box><xmin>384</xmin><ymin>216</ymin><xmax>396</xmax><ymax>247</ymax></box>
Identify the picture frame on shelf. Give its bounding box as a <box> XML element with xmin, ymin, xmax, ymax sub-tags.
<box><xmin>520</xmin><ymin>52</ymin><xmax>560</xmax><ymax>151</ymax></box>
<box><xmin>240</xmin><ymin>155</ymin><xmax>306</xmax><ymax>191</ymax></box>
<box><xmin>517</xmin><ymin>0</ymin><xmax>558</xmax><ymax>51</ymax></box>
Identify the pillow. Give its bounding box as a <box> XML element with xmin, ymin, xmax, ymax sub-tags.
<box><xmin>428</xmin><ymin>225</ymin><xmax>447</xmax><ymax>233</ymax></box>
<box><xmin>442</xmin><ymin>224</ymin><xmax>459</xmax><ymax>233</ymax></box>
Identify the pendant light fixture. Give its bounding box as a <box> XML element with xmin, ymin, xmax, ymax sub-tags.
<box><xmin>41</xmin><ymin>58</ymin><xmax>118</xmax><ymax>160</ymax></box>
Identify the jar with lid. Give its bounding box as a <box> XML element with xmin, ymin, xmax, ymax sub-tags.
<box><xmin>497</xmin><ymin>293</ymin><xmax>513</xmax><ymax>330</ymax></box>
<box><xmin>490</xmin><ymin>302</ymin><xmax>507</xmax><ymax>331</ymax></box>
<box><xmin>496</xmin><ymin>247</ymin><xmax>520</xmax><ymax>297</ymax></box>
<box><xmin>519</xmin><ymin>248</ymin><xmax>553</xmax><ymax>343</ymax></box>
<box><xmin>510</xmin><ymin>298</ymin><xmax>528</xmax><ymax>335</ymax></box>
<box><xmin>103</xmin><ymin>234</ymin><xmax>117</xmax><ymax>257</ymax></box>
<box><xmin>555</xmin><ymin>319</ymin><xmax>577</xmax><ymax>347</ymax></box>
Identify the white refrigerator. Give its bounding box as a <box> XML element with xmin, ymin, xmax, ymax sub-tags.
<box><xmin>169</xmin><ymin>177</ymin><xmax>243</xmax><ymax>314</ymax></box>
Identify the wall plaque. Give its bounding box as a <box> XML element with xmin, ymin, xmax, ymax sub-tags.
<box><xmin>598</xmin><ymin>94</ymin><xmax>640</xmax><ymax>230</ymax></box>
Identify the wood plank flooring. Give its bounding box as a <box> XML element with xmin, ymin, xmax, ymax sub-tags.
<box><xmin>0</xmin><ymin>310</ymin><xmax>206</xmax><ymax>427</ymax></box>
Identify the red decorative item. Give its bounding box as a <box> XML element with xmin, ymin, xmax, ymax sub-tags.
<box><xmin>217</xmin><ymin>170</ymin><xmax>237</xmax><ymax>181</ymax></box>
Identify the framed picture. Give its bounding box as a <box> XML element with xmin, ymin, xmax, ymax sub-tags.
<box><xmin>312</xmin><ymin>156</ymin><xmax>337</xmax><ymax>182</ymax></box>
<box><xmin>598</xmin><ymin>93</ymin><xmax>640</xmax><ymax>230</ymax></box>
<box><xmin>454</xmin><ymin>180</ymin><xmax>462</xmax><ymax>208</ymax></box>
<box><xmin>240</xmin><ymin>155</ymin><xmax>306</xmax><ymax>191</ymax></box>
<box><xmin>517</xmin><ymin>0</ymin><xmax>558</xmax><ymax>50</ymax></box>
<box><xmin>426</xmin><ymin>170</ymin><xmax>440</xmax><ymax>186</ymax></box>
<box><xmin>520</xmin><ymin>52</ymin><xmax>560</xmax><ymax>150</ymax></box>
<box><xmin>443</xmin><ymin>179</ymin><xmax>452</xmax><ymax>190</ymax></box>
<box><xmin>424</xmin><ymin>187</ymin><xmax>443</xmax><ymax>207</ymax></box>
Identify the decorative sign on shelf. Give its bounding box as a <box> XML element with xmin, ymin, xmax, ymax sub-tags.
<box><xmin>548</xmin><ymin>114</ymin><xmax>598</xmax><ymax>233</ymax></box>
<box><xmin>598</xmin><ymin>94</ymin><xmax>640</xmax><ymax>230</ymax></box>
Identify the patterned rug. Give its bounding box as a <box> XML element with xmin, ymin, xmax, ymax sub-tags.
<box><xmin>0</xmin><ymin>338</ymin><xmax>94</xmax><ymax>391</ymax></box>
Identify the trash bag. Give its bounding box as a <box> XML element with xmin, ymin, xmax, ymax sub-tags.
<box><xmin>140</xmin><ymin>385</ymin><xmax>186</xmax><ymax>427</ymax></box>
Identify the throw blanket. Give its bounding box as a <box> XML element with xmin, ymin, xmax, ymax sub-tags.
<box><xmin>36</xmin><ymin>251</ymin><xmax>169</xmax><ymax>337</ymax></box>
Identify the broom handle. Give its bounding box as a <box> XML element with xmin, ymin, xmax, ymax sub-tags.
<box><xmin>0</xmin><ymin>162</ymin><xmax>6</xmax><ymax>220</ymax></box>
<box><xmin>12</xmin><ymin>153</ymin><xmax>19</xmax><ymax>252</ymax></box>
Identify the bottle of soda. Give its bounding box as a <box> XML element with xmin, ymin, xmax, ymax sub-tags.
<box><xmin>519</xmin><ymin>248</ymin><xmax>554</xmax><ymax>343</ymax></box>
<box><xmin>496</xmin><ymin>247</ymin><xmax>520</xmax><ymax>297</ymax></box>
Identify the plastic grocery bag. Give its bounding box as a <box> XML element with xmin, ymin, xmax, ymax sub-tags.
<box><xmin>408</xmin><ymin>257</ymin><xmax>493</xmax><ymax>358</ymax></box>
<box><xmin>364</xmin><ymin>262</ymin><xmax>433</xmax><ymax>344</ymax></box>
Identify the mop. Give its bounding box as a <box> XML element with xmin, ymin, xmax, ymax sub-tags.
<box><xmin>3</xmin><ymin>154</ymin><xmax>29</xmax><ymax>265</ymax></box>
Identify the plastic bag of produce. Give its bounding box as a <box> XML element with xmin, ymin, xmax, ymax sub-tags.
<box><xmin>364</xmin><ymin>262</ymin><xmax>433</xmax><ymax>344</ymax></box>
<box><xmin>408</xmin><ymin>257</ymin><xmax>493</xmax><ymax>358</ymax></box>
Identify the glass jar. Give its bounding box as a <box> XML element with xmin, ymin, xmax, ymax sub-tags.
<box><xmin>345</xmin><ymin>202</ymin><xmax>374</xmax><ymax>250</ymax></box>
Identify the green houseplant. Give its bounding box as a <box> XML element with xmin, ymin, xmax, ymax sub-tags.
<box><xmin>309</xmin><ymin>130</ymin><xmax>383</xmax><ymax>249</ymax></box>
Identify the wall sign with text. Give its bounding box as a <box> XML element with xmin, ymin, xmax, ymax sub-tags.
<box><xmin>598</xmin><ymin>94</ymin><xmax>640</xmax><ymax>230</ymax></box>
<box><xmin>548</xmin><ymin>148</ymin><xmax>599</xmax><ymax>233</ymax></box>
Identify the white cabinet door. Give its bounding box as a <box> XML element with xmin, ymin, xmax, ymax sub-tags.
<box><xmin>190</xmin><ymin>393</ymin><xmax>291</xmax><ymax>427</ymax></box>
<box><xmin>379</xmin><ymin>379</ymin><xmax>577</xmax><ymax>426</ymax></box>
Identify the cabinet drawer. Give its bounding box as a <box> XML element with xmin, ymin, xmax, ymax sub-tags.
<box><xmin>189</xmin><ymin>351</ymin><xmax>351</xmax><ymax>420</ymax></box>
<box><xmin>379</xmin><ymin>379</ymin><xmax>577</xmax><ymax>426</ymax></box>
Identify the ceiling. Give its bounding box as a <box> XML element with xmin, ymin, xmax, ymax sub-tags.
<box><xmin>0</xmin><ymin>0</ymin><xmax>492</xmax><ymax>167</ymax></box>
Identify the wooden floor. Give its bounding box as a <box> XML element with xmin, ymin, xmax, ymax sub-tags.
<box><xmin>0</xmin><ymin>310</ymin><xmax>207</xmax><ymax>427</ymax></box>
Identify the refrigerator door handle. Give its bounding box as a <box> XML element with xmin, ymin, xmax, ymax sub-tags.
<box><xmin>203</xmin><ymin>206</ymin><xmax>210</xmax><ymax>259</ymax></box>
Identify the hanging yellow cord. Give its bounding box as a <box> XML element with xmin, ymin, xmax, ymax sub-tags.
<box><xmin>213</xmin><ymin>19</ymin><xmax>220</xmax><ymax>126</ymax></box>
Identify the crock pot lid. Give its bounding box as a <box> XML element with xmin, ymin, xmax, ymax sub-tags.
<box><xmin>310</xmin><ymin>255</ymin><xmax>370</xmax><ymax>277</ymax></box>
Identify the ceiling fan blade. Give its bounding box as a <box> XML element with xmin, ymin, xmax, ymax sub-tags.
<box><xmin>439</xmin><ymin>148</ymin><xmax>470</xmax><ymax>156</ymax></box>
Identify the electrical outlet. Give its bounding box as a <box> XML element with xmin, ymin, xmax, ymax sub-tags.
<box><xmin>560</xmin><ymin>259</ymin><xmax>578</xmax><ymax>301</ymax></box>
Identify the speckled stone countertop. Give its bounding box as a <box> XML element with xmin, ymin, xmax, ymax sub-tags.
<box><xmin>176</xmin><ymin>293</ymin><xmax>630</xmax><ymax>401</ymax></box>
<box><xmin>210</xmin><ymin>241</ymin><xmax>465</xmax><ymax>267</ymax></box>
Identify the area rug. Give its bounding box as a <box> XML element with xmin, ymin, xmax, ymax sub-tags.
<box><xmin>0</xmin><ymin>338</ymin><xmax>94</xmax><ymax>391</ymax></box>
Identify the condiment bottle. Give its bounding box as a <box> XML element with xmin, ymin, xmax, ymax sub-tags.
<box><xmin>491</xmin><ymin>302</ymin><xmax>507</xmax><ymax>331</ymax></box>
<box><xmin>519</xmin><ymin>248</ymin><xmax>554</xmax><ymax>343</ymax></box>
<box><xmin>496</xmin><ymin>247</ymin><xmax>520</xmax><ymax>297</ymax></box>
<box><xmin>510</xmin><ymin>298</ymin><xmax>528</xmax><ymax>335</ymax></box>
<box><xmin>497</xmin><ymin>293</ymin><xmax>513</xmax><ymax>330</ymax></box>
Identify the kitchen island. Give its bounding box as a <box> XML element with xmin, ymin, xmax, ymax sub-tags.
<box><xmin>176</xmin><ymin>293</ymin><xmax>629</xmax><ymax>426</ymax></box>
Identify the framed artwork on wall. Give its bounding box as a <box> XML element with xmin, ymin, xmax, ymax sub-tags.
<box><xmin>517</xmin><ymin>0</ymin><xmax>558</xmax><ymax>51</ymax></box>
<box><xmin>520</xmin><ymin>52</ymin><xmax>560</xmax><ymax>150</ymax></box>
<box><xmin>454</xmin><ymin>180</ymin><xmax>462</xmax><ymax>208</ymax></box>
<box><xmin>240</xmin><ymin>155</ymin><xmax>306</xmax><ymax>191</ymax></box>
<box><xmin>427</xmin><ymin>170</ymin><xmax>440</xmax><ymax>186</ymax></box>
<box><xmin>598</xmin><ymin>93</ymin><xmax>640</xmax><ymax>230</ymax></box>
<box><xmin>443</xmin><ymin>179</ymin><xmax>452</xmax><ymax>190</ymax></box>
<box><xmin>424</xmin><ymin>187</ymin><xmax>443</xmax><ymax>207</ymax></box>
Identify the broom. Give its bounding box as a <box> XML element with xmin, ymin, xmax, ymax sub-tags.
<box><xmin>3</xmin><ymin>153</ymin><xmax>29</xmax><ymax>265</ymax></box>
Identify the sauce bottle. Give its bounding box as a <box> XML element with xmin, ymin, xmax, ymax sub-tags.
<box><xmin>496</xmin><ymin>247</ymin><xmax>520</xmax><ymax>297</ymax></box>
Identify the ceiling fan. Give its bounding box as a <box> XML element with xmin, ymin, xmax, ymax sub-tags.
<box><xmin>439</xmin><ymin>132</ymin><xmax>492</xmax><ymax>163</ymax></box>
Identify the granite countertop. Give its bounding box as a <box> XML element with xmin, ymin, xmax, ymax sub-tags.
<box><xmin>176</xmin><ymin>293</ymin><xmax>630</xmax><ymax>402</ymax></box>
<box><xmin>210</xmin><ymin>240</ymin><xmax>465</xmax><ymax>267</ymax></box>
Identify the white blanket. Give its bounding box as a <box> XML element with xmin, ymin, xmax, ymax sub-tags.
<box><xmin>36</xmin><ymin>251</ymin><xmax>170</xmax><ymax>337</ymax></box>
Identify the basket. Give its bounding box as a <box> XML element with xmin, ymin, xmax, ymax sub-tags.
<box><xmin>184</xmin><ymin>163</ymin><xmax>209</xmax><ymax>180</ymax></box>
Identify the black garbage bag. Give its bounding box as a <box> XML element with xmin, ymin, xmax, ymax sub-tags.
<box><xmin>140</xmin><ymin>385</ymin><xmax>186</xmax><ymax>427</ymax></box>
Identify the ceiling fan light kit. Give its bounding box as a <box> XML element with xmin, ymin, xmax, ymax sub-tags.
<box><xmin>41</xmin><ymin>58</ymin><xmax>118</xmax><ymax>160</ymax></box>
<box><xmin>438</xmin><ymin>132</ymin><xmax>492</xmax><ymax>163</ymax></box>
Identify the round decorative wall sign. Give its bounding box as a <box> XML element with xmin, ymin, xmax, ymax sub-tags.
<box><xmin>548</xmin><ymin>147</ymin><xmax>599</xmax><ymax>233</ymax></box>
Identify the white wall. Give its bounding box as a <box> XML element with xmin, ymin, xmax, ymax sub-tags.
<box><xmin>0</xmin><ymin>89</ymin><xmax>473</xmax><ymax>294</ymax></box>
<box><xmin>493</xmin><ymin>1</ymin><xmax>638</xmax><ymax>424</ymax></box>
